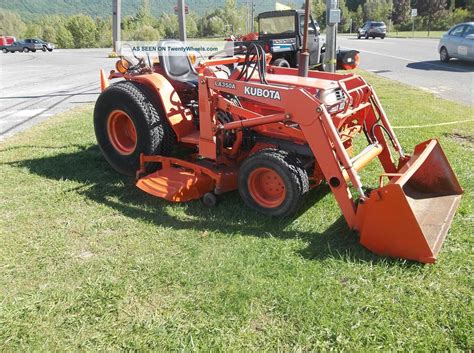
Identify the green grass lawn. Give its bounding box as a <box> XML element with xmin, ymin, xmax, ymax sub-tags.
<box><xmin>0</xmin><ymin>72</ymin><xmax>473</xmax><ymax>350</ymax></box>
<box><xmin>388</xmin><ymin>30</ymin><xmax>446</xmax><ymax>38</ymax></box>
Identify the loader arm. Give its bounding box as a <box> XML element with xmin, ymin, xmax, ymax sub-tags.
<box><xmin>196</xmin><ymin>69</ymin><xmax>462</xmax><ymax>263</ymax></box>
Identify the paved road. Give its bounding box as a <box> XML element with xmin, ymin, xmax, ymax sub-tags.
<box><xmin>338</xmin><ymin>36</ymin><xmax>474</xmax><ymax>106</ymax></box>
<box><xmin>0</xmin><ymin>48</ymin><xmax>113</xmax><ymax>141</ymax></box>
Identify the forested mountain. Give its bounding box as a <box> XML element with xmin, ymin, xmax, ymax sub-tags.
<box><xmin>0</xmin><ymin>0</ymin><xmax>304</xmax><ymax>19</ymax></box>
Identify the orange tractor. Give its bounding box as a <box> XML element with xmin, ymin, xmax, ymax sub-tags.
<box><xmin>95</xmin><ymin>41</ymin><xmax>462</xmax><ymax>263</ymax></box>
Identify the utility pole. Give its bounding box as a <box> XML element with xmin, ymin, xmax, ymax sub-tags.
<box><xmin>112</xmin><ymin>0</ymin><xmax>121</xmax><ymax>52</ymax></box>
<box><xmin>298</xmin><ymin>0</ymin><xmax>311</xmax><ymax>77</ymax></box>
<box><xmin>325</xmin><ymin>0</ymin><xmax>339</xmax><ymax>73</ymax></box>
<box><xmin>177</xmin><ymin>0</ymin><xmax>187</xmax><ymax>41</ymax></box>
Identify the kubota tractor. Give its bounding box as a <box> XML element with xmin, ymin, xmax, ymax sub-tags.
<box><xmin>94</xmin><ymin>41</ymin><xmax>462</xmax><ymax>263</ymax></box>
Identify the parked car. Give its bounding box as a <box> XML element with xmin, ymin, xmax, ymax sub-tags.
<box><xmin>23</xmin><ymin>38</ymin><xmax>54</xmax><ymax>52</ymax></box>
<box><xmin>358</xmin><ymin>21</ymin><xmax>386</xmax><ymax>39</ymax></box>
<box><xmin>438</xmin><ymin>22</ymin><xmax>474</xmax><ymax>63</ymax></box>
<box><xmin>1</xmin><ymin>38</ymin><xmax>53</xmax><ymax>53</ymax></box>
<box><xmin>1</xmin><ymin>41</ymin><xmax>28</xmax><ymax>53</ymax></box>
<box><xmin>0</xmin><ymin>35</ymin><xmax>15</xmax><ymax>46</ymax></box>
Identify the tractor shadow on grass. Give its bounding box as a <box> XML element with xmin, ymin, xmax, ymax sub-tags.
<box><xmin>11</xmin><ymin>144</ymin><xmax>416</xmax><ymax>266</ymax></box>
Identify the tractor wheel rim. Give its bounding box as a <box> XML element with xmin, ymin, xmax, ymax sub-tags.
<box><xmin>248</xmin><ymin>167</ymin><xmax>286</xmax><ymax>208</ymax></box>
<box><xmin>107</xmin><ymin>109</ymin><xmax>137</xmax><ymax>155</ymax></box>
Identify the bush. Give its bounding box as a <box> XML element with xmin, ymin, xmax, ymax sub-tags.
<box><xmin>128</xmin><ymin>25</ymin><xmax>162</xmax><ymax>41</ymax></box>
<box><xmin>67</xmin><ymin>14</ymin><xmax>97</xmax><ymax>48</ymax></box>
<box><xmin>55</xmin><ymin>26</ymin><xmax>74</xmax><ymax>48</ymax></box>
<box><xmin>449</xmin><ymin>8</ymin><xmax>470</xmax><ymax>25</ymax></box>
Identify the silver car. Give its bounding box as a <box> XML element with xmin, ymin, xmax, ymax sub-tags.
<box><xmin>357</xmin><ymin>21</ymin><xmax>387</xmax><ymax>39</ymax></box>
<box><xmin>438</xmin><ymin>22</ymin><xmax>474</xmax><ymax>62</ymax></box>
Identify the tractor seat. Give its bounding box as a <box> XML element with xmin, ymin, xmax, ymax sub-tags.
<box><xmin>158</xmin><ymin>40</ymin><xmax>198</xmax><ymax>88</ymax></box>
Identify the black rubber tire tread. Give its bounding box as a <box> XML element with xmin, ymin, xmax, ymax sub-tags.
<box><xmin>94</xmin><ymin>80</ymin><xmax>176</xmax><ymax>176</ymax></box>
<box><xmin>273</xmin><ymin>58</ymin><xmax>291</xmax><ymax>68</ymax></box>
<box><xmin>238</xmin><ymin>148</ymin><xmax>309</xmax><ymax>217</ymax></box>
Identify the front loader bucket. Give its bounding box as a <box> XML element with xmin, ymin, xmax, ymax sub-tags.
<box><xmin>357</xmin><ymin>140</ymin><xmax>462</xmax><ymax>263</ymax></box>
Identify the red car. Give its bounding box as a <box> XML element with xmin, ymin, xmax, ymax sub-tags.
<box><xmin>0</xmin><ymin>36</ymin><xmax>16</xmax><ymax>47</ymax></box>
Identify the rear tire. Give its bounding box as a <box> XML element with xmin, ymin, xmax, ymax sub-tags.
<box><xmin>94</xmin><ymin>81</ymin><xmax>176</xmax><ymax>176</ymax></box>
<box><xmin>440</xmin><ymin>47</ymin><xmax>450</xmax><ymax>62</ymax></box>
<box><xmin>381</xmin><ymin>35</ymin><xmax>385</xmax><ymax>39</ymax></box>
<box><xmin>2</xmin><ymin>48</ymin><xmax>7</xmax><ymax>53</ymax></box>
<box><xmin>273</xmin><ymin>58</ymin><xmax>291</xmax><ymax>68</ymax></box>
<box><xmin>42</xmin><ymin>46</ymin><xmax>47</xmax><ymax>52</ymax></box>
<box><xmin>357</xmin><ymin>34</ymin><xmax>361</xmax><ymax>39</ymax></box>
<box><xmin>238</xmin><ymin>149</ymin><xmax>309</xmax><ymax>217</ymax></box>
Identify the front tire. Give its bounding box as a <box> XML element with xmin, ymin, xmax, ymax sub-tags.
<box><xmin>94</xmin><ymin>81</ymin><xmax>176</xmax><ymax>176</ymax></box>
<box><xmin>2</xmin><ymin>48</ymin><xmax>7</xmax><ymax>53</ymax></box>
<box><xmin>440</xmin><ymin>47</ymin><xmax>450</xmax><ymax>62</ymax></box>
<box><xmin>238</xmin><ymin>149</ymin><xmax>309</xmax><ymax>217</ymax></box>
<box><xmin>23</xmin><ymin>47</ymin><xmax>29</xmax><ymax>52</ymax></box>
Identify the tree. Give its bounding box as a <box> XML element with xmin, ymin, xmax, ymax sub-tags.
<box><xmin>312</xmin><ymin>0</ymin><xmax>327</xmax><ymax>28</ymax></box>
<box><xmin>0</xmin><ymin>9</ymin><xmax>26</xmax><ymax>37</ymax></box>
<box><xmin>136</xmin><ymin>0</ymin><xmax>153</xmax><ymax>26</ymax></box>
<box><xmin>352</xmin><ymin>5</ymin><xmax>364</xmax><ymax>29</ymax></box>
<box><xmin>186</xmin><ymin>14</ymin><xmax>198</xmax><ymax>38</ymax></box>
<box><xmin>159</xmin><ymin>14</ymin><xmax>179</xmax><ymax>38</ymax></box>
<box><xmin>417</xmin><ymin>0</ymin><xmax>448</xmax><ymax>33</ymax></box>
<box><xmin>346</xmin><ymin>0</ymin><xmax>362</xmax><ymax>11</ymax></box>
<box><xmin>95</xmin><ymin>17</ymin><xmax>112</xmax><ymax>48</ymax></box>
<box><xmin>363</xmin><ymin>0</ymin><xmax>392</xmax><ymax>22</ymax></box>
<box><xmin>468</xmin><ymin>0</ymin><xmax>474</xmax><ymax>14</ymax></box>
<box><xmin>41</xmin><ymin>25</ymin><xmax>56</xmax><ymax>43</ymax></box>
<box><xmin>392</xmin><ymin>0</ymin><xmax>411</xmax><ymax>24</ymax></box>
<box><xmin>67</xmin><ymin>14</ymin><xmax>97</xmax><ymax>48</ymax></box>
<box><xmin>55</xmin><ymin>26</ymin><xmax>74</xmax><ymax>48</ymax></box>
<box><xmin>222</xmin><ymin>0</ymin><xmax>246</xmax><ymax>34</ymax></box>
<box><xmin>338</xmin><ymin>0</ymin><xmax>352</xmax><ymax>32</ymax></box>
<box><xmin>23</xmin><ymin>23</ymin><xmax>41</xmax><ymax>38</ymax></box>
<box><xmin>205</xmin><ymin>15</ymin><xmax>225</xmax><ymax>36</ymax></box>
<box><xmin>129</xmin><ymin>25</ymin><xmax>161</xmax><ymax>41</ymax></box>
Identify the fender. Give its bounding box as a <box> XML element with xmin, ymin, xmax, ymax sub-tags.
<box><xmin>130</xmin><ymin>73</ymin><xmax>195</xmax><ymax>140</ymax></box>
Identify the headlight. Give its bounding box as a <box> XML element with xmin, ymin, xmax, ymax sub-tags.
<box><xmin>115</xmin><ymin>58</ymin><xmax>130</xmax><ymax>74</ymax></box>
<box><xmin>317</xmin><ymin>88</ymin><xmax>346</xmax><ymax>113</ymax></box>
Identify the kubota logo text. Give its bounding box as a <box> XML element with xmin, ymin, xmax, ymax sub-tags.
<box><xmin>244</xmin><ymin>86</ymin><xmax>281</xmax><ymax>100</ymax></box>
